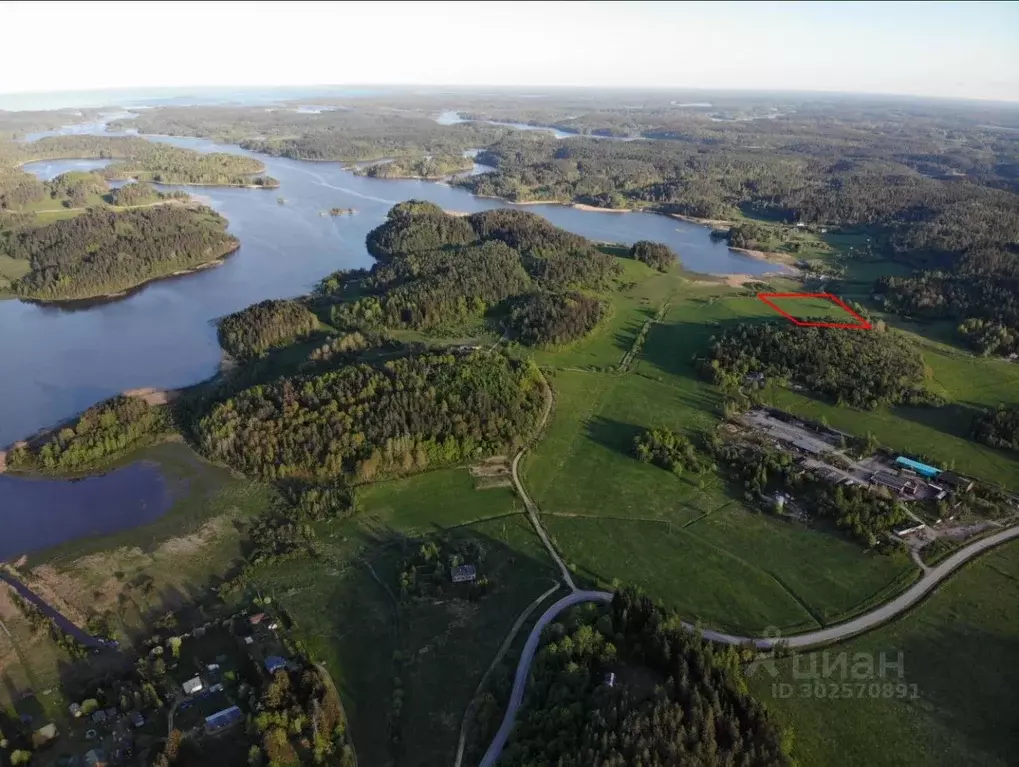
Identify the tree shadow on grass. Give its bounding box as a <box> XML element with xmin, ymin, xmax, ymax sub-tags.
<box><xmin>639</xmin><ymin>317</ymin><xmax>758</xmax><ymax>379</ymax></box>
<box><xmin>584</xmin><ymin>416</ymin><xmax>644</xmax><ymax>457</ymax></box>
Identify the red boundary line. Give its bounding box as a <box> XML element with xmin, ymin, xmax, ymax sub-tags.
<box><xmin>757</xmin><ymin>292</ymin><xmax>872</xmax><ymax>330</ymax></box>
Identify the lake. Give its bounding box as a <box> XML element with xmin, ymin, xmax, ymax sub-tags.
<box><xmin>0</xmin><ymin>122</ymin><xmax>784</xmax><ymax>555</ymax></box>
<box><xmin>0</xmin><ymin>126</ymin><xmax>780</xmax><ymax>447</ymax></box>
<box><xmin>0</xmin><ymin>462</ymin><xmax>172</xmax><ymax>560</ymax></box>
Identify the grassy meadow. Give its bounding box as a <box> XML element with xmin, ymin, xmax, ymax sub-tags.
<box><xmin>753</xmin><ymin>539</ymin><xmax>1019</xmax><ymax>767</ymax></box>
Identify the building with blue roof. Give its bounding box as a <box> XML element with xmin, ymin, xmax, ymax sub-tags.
<box><xmin>205</xmin><ymin>705</ymin><xmax>243</xmax><ymax>734</ymax></box>
<box><xmin>895</xmin><ymin>456</ymin><xmax>941</xmax><ymax>478</ymax></box>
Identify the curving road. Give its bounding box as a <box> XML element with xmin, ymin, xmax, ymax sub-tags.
<box><xmin>478</xmin><ymin>524</ymin><xmax>1019</xmax><ymax>766</ymax></box>
<box><xmin>479</xmin><ymin>590</ymin><xmax>613</xmax><ymax>767</ymax></box>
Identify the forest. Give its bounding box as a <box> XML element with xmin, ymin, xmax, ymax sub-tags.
<box><xmin>3</xmin><ymin>205</ymin><xmax>238</xmax><ymax>300</ymax></box>
<box><xmin>507</xmin><ymin>290</ymin><xmax>606</xmax><ymax>347</ymax></box>
<box><xmin>878</xmin><ymin>258</ymin><xmax>1019</xmax><ymax>357</ymax></box>
<box><xmin>354</xmin><ymin>153</ymin><xmax>474</xmax><ymax>179</ymax></box>
<box><xmin>5</xmin><ymin>396</ymin><xmax>171</xmax><ymax>473</ymax></box>
<box><xmin>699</xmin><ymin>323</ymin><xmax>940</xmax><ymax>409</ymax></box>
<box><xmin>217</xmin><ymin>299</ymin><xmax>320</xmax><ymax>359</ymax></box>
<box><xmin>195</xmin><ymin>351</ymin><xmax>545</xmax><ymax>484</ymax></box>
<box><xmin>971</xmin><ymin>406</ymin><xmax>1019</xmax><ymax>451</ymax></box>
<box><xmin>497</xmin><ymin>588</ymin><xmax>792</xmax><ymax>766</ymax></box>
<box><xmin>329</xmin><ymin>201</ymin><xmax>619</xmax><ymax>336</ymax></box>
<box><xmin>0</xmin><ymin>134</ymin><xmax>273</xmax><ymax>198</ymax></box>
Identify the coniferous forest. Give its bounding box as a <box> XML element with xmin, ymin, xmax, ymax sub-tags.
<box><xmin>499</xmin><ymin>589</ymin><xmax>792</xmax><ymax>766</ymax></box>
<box><xmin>508</xmin><ymin>290</ymin><xmax>606</xmax><ymax>347</ymax></box>
<box><xmin>217</xmin><ymin>299</ymin><xmax>320</xmax><ymax>359</ymax></box>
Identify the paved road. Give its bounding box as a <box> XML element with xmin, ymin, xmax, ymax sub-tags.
<box><xmin>478</xmin><ymin>590</ymin><xmax>613</xmax><ymax>767</ymax></box>
<box><xmin>478</xmin><ymin>524</ymin><xmax>1019</xmax><ymax>765</ymax></box>
<box><xmin>0</xmin><ymin>570</ymin><xmax>103</xmax><ymax>649</ymax></box>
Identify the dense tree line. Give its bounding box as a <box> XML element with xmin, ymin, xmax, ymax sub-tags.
<box><xmin>3</xmin><ymin>205</ymin><xmax>237</xmax><ymax>300</ymax></box>
<box><xmin>699</xmin><ymin>323</ymin><xmax>940</xmax><ymax>409</ymax></box>
<box><xmin>499</xmin><ymin>588</ymin><xmax>792</xmax><ymax>766</ymax></box>
<box><xmin>629</xmin><ymin>240</ymin><xmax>676</xmax><ymax>271</ymax></box>
<box><xmin>108</xmin><ymin>181</ymin><xmax>178</xmax><ymax>206</ymax></box>
<box><xmin>508</xmin><ymin>290</ymin><xmax>606</xmax><ymax>347</ymax></box>
<box><xmin>354</xmin><ymin>153</ymin><xmax>473</xmax><ymax>179</ymax></box>
<box><xmin>217</xmin><ymin>299</ymin><xmax>320</xmax><ymax>359</ymax></box>
<box><xmin>971</xmin><ymin>406</ymin><xmax>1019</xmax><ymax>451</ymax></box>
<box><xmin>877</xmin><ymin>256</ymin><xmax>1019</xmax><ymax>356</ymax></box>
<box><xmin>6</xmin><ymin>396</ymin><xmax>171</xmax><ymax>473</ymax></box>
<box><xmin>196</xmin><ymin>351</ymin><xmax>544</xmax><ymax>484</ymax></box>
<box><xmin>330</xmin><ymin>201</ymin><xmax>618</xmax><ymax>335</ymax></box>
<box><xmin>633</xmin><ymin>428</ymin><xmax>708</xmax><ymax>475</ymax></box>
<box><xmin>709</xmin><ymin>440</ymin><xmax>909</xmax><ymax>546</ymax></box>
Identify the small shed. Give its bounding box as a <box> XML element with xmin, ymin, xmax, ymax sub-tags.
<box><xmin>249</xmin><ymin>613</ymin><xmax>266</xmax><ymax>625</ymax></box>
<box><xmin>69</xmin><ymin>702</ymin><xmax>82</xmax><ymax>718</ymax></box>
<box><xmin>182</xmin><ymin>676</ymin><xmax>204</xmax><ymax>696</ymax></box>
<box><xmin>451</xmin><ymin>564</ymin><xmax>477</xmax><ymax>584</ymax></box>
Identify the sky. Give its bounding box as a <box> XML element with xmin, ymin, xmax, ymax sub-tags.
<box><xmin>1</xmin><ymin>0</ymin><xmax>1018</xmax><ymax>105</ymax></box>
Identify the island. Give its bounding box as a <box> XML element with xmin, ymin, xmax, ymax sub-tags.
<box><xmin>353</xmin><ymin>153</ymin><xmax>474</xmax><ymax>180</ymax></box>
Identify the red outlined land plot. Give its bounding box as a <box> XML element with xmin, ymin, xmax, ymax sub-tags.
<box><xmin>757</xmin><ymin>292</ymin><xmax>872</xmax><ymax>330</ymax></box>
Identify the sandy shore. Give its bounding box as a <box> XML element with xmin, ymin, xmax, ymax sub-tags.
<box><xmin>668</xmin><ymin>213</ymin><xmax>734</xmax><ymax>228</ymax></box>
<box><xmin>122</xmin><ymin>387</ymin><xmax>180</xmax><ymax>406</ymax></box>
<box><xmin>728</xmin><ymin>246</ymin><xmax>800</xmax><ymax>268</ymax></box>
<box><xmin>571</xmin><ymin>203</ymin><xmax>632</xmax><ymax>213</ymax></box>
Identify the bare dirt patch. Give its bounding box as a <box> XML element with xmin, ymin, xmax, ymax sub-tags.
<box><xmin>469</xmin><ymin>456</ymin><xmax>513</xmax><ymax>490</ymax></box>
<box><xmin>18</xmin><ymin>514</ymin><xmax>240</xmax><ymax>633</ymax></box>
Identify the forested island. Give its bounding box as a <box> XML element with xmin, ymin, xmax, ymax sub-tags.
<box><xmin>354</xmin><ymin>153</ymin><xmax>474</xmax><ymax>179</ymax></box>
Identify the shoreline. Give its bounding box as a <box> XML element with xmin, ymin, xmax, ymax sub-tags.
<box><xmin>15</xmin><ymin>157</ymin><xmax>275</xmax><ymax>189</ymax></box>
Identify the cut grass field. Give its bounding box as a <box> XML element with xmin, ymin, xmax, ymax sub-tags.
<box><xmin>752</xmin><ymin>539</ymin><xmax>1019</xmax><ymax>767</ymax></box>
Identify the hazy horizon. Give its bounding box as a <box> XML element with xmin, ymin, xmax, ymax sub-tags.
<box><xmin>2</xmin><ymin>1</ymin><xmax>1017</xmax><ymax>107</ymax></box>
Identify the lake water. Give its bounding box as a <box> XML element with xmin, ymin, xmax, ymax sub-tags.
<box><xmin>0</xmin><ymin>122</ymin><xmax>784</xmax><ymax>555</ymax></box>
<box><xmin>0</xmin><ymin>463</ymin><xmax>172</xmax><ymax>560</ymax></box>
<box><xmin>19</xmin><ymin>158</ymin><xmax>112</xmax><ymax>181</ymax></box>
<box><xmin>0</xmin><ymin>126</ymin><xmax>780</xmax><ymax>447</ymax></box>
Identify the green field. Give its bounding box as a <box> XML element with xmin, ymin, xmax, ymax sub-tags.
<box><xmin>247</xmin><ymin>468</ymin><xmax>558</xmax><ymax>767</ymax></box>
<box><xmin>518</xmin><ymin>266</ymin><xmax>1018</xmax><ymax>636</ymax></box>
<box><xmin>753</xmin><ymin>539</ymin><xmax>1019</xmax><ymax>767</ymax></box>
